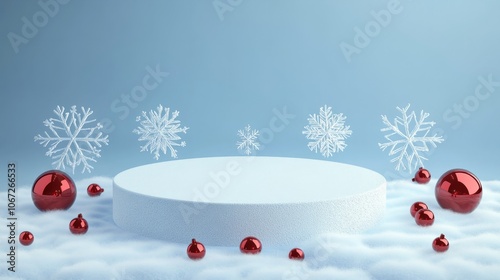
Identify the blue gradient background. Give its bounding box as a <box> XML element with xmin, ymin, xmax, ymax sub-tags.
<box><xmin>1</xmin><ymin>0</ymin><xmax>499</xmax><ymax>186</ymax></box>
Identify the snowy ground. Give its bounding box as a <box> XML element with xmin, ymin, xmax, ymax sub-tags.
<box><xmin>1</xmin><ymin>177</ymin><xmax>499</xmax><ymax>280</ymax></box>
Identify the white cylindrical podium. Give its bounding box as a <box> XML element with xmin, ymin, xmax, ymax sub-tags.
<box><xmin>113</xmin><ymin>157</ymin><xmax>386</xmax><ymax>246</ymax></box>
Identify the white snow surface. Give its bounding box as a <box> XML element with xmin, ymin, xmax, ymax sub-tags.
<box><xmin>1</xmin><ymin>177</ymin><xmax>499</xmax><ymax>280</ymax></box>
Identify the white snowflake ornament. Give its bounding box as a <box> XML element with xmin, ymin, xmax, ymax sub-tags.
<box><xmin>133</xmin><ymin>105</ymin><xmax>189</xmax><ymax>160</ymax></box>
<box><xmin>302</xmin><ymin>105</ymin><xmax>352</xmax><ymax>157</ymax></box>
<box><xmin>236</xmin><ymin>124</ymin><xmax>260</xmax><ymax>156</ymax></box>
<box><xmin>379</xmin><ymin>104</ymin><xmax>444</xmax><ymax>173</ymax></box>
<box><xmin>34</xmin><ymin>105</ymin><xmax>109</xmax><ymax>173</ymax></box>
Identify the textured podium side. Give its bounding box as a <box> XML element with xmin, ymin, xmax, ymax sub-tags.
<box><xmin>113</xmin><ymin>157</ymin><xmax>386</xmax><ymax>246</ymax></box>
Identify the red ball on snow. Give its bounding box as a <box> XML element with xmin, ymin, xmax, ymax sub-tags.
<box><xmin>288</xmin><ymin>248</ymin><xmax>305</xmax><ymax>260</ymax></box>
<box><xmin>240</xmin><ymin>236</ymin><xmax>262</xmax><ymax>254</ymax></box>
<box><xmin>32</xmin><ymin>170</ymin><xmax>76</xmax><ymax>211</ymax></box>
<box><xmin>69</xmin><ymin>213</ymin><xmax>89</xmax><ymax>234</ymax></box>
<box><xmin>19</xmin><ymin>231</ymin><xmax>34</xmax><ymax>246</ymax></box>
<box><xmin>414</xmin><ymin>209</ymin><xmax>434</xmax><ymax>227</ymax></box>
<box><xmin>432</xmin><ymin>234</ymin><xmax>449</xmax><ymax>252</ymax></box>
<box><xmin>87</xmin><ymin>183</ymin><xmax>104</xmax><ymax>197</ymax></box>
<box><xmin>412</xmin><ymin>167</ymin><xmax>431</xmax><ymax>184</ymax></box>
<box><xmin>410</xmin><ymin>201</ymin><xmax>428</xmax><ymax>217</ymax></box>
<box><xmin>435</xmin><ymin>169</ymin><xmax>482</xmax><ymax>214</ymax></box>
<box><xmin>187</xmin><ymin>239</ymin><xmax>206</xmax><ymax>260</ymax></box>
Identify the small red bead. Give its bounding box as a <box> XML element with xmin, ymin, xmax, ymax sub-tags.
<box><xmin>410</xmin><ymin>202</ymin><xmax>428</xmax><ymax>217</ymax></box>
<box><xmin>19</xmin><ymin>231</ymin><xmax>34</xmax><ymax>246</ymax></box>
<box><xmin>187</xmin><ymin>238</ymin><xmax>206</xmax><ymax>260</ymax></box>
<box><xmin>240</xmin><ymin>236</ymin><xmax>262</xmax><ymax>254</ymax></box>
<box><xmin>87</xmin><ymin>183</ymin><xmax>104</xmax><ymax>197</ymax></box>
<box><xmin>69</xmin><ymin>213</ymin><xmax>89</xmax><ymax>234</ymax></box>
<box><xmin>412</xmin><ymin>167</ymin><xmax>431</xmax><ymax>184</ymax></box>
<box><xmin>432</xmin><ymin>234</ymin><xmax>449</xmax><ymax>252</ymax></box>
<box><xmin>288</xmin><ymin>248</ymin><xmax>305</xmax><ymax>260</ymax></box>
<box><xmin>415</xmin><ymin>209</ymin><xmax>434</xmax><ymax>226</ymax></box>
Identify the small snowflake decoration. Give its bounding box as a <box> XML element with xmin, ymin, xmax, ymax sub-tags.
<box><xmin>236</xmin><ymin>125</ymin><xmax>260</xmax><ymax>155</ymax></box>
<box><xmin>302</xmin><ymin>105</ymin><xmax>352</xmax><ymax>157</ymax></box>
<box><xmin>133</xmin><ymin>105</ymin><xmax>189</xmax><ymax>160</ymax></box>
<box><xmin>34</xmin><ymin>105</ymin><xmax>109</xmax><ymax>173</ymax></box>
<box><xmin>379</xmin><ymin>104</ymin><xmax>444</xmax><ymax>173</ymax></box>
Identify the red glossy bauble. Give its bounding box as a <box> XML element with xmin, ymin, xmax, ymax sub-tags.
<box><xmin>435</xmin><ymin>169</ymin><xmax>482</xmax><ymax>213</ymax></box>
<box><xmin>19</xmin><ymin>231</ymin><xmax>34</xmax><ymax>246</ymax></box>
<box><xmin>32</xmin><ymin>170</ymin><xmax>76</xmax><ymax>211</ymax></box>
<box><xmin>187</xmin><ymin>239</ymin><xmax>206</xmax><ymax>260</ymax></box>
<box><xmin>87</xmin><ymin>183</ymin><xmax>104</xmax><ymax>197</ymax></box>
<box><xmin>415</xmin><ymin>209</ymin><xmax>434</xmax><ymax>226</ymax></box>
<box><xmin>288</xmin><ymin>248</ymin><xmax>305</xmax><ymax>260</ymax></box>
<box><xmin>240</xmin><ymin>236</ymin><xmax>262</xmax><ymax>254</ymax></box>
<box><xmin>69</xmin><ymin>213</ymin><xmax>88</xmax><ymax>234</ymax></box>
<box><xmin>432</xmin><ymin>234</ymin><xmax>449</xmax><ymax>252</ymax></box>
<box><xmin>412</xmin><ymin>167</ymin><xmax>431</xmax><ymax>184</ymax></box>
<box><xmin>410</xmin><ymin>201</ymin><xmax>428</xmax><ymax>217</ymax></box>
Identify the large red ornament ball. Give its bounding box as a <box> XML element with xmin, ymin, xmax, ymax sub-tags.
<box><xmin>289</xmin><ymin>248</ymin><xmax>305</xmax><ymax>260</ymax></box>
<box><xmin>69</xmin><ymin>213</ymin><xmax>89</xmax><ymax>234</ymax></box>
<box><xmin>187</xmin><ymin>239</ymin><xmax>206</xmax><ymax>260</ymax></box>
<box><xmin>87</xmin><ymin>183</ymin><xmax>104</xmax><ymax>197</ymax></box>
<box><xmin>414</xmin><ymin>209</ymin><xmax>434</xmax><ymax>226</ymax></box>
<box><xmin>410</xmin><ymin>201</ymin><xmax>428</xmax><ymax>217</ymax></box>
<box><xmin>19</xmin><ymin>231</ymin><xmax>34</xmax><ymax>246</ymax></box>
<box><xmin>412</xmin><ymin>167</ymin><xmax>431</xmax><ymax>184</ymax></box>
<box><xmin>32</xmin><ymin>170</ymin><xmax>76</xmax><ymax>211</ymax></box>
<box><xmin>432</xmin><ymin>234</ymin><xmax>449</xmax><ymax>252</ymax></box>
<box><xmin>240</xmin><ymin>236</ymin><xmax>262</xmax><ymax>254</ymax></box>
<box><xmin>435</xmin><ymin>169</ymin><xmax>482</xmax><ymax>213</ymax></box>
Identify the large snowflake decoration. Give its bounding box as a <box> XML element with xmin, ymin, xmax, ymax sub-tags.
<box><xmin>379</xmin><ymin>104</ymin><xmax>444</xmax><ymax>173</ymax></box>
<box><xmin>236</xmin><ymin>124</ymin><xmax>260</xmax><ymax>156</ymax></box>
<box><xmin>34</xmin><ymin>105</ymin><xmax>109</xmax><ymax>173</ymax></box>
<box><xmin>133</xmin><ymin>105</ymin><xmax>189</xmax><ymax>160</ymax></box>
<box><xmin>302</xmin><ymin>105</ymin><xmax>352</xmax><ymax>157</ymax></box>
